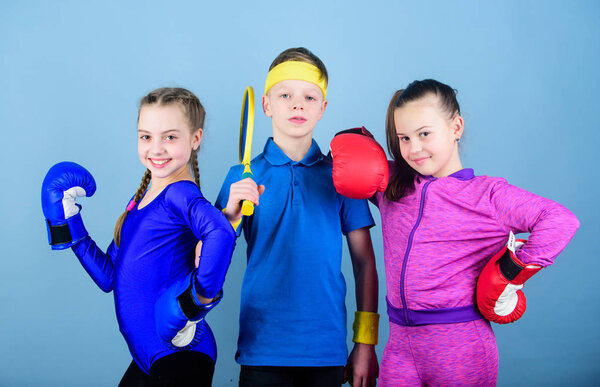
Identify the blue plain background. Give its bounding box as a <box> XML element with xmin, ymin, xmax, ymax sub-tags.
<box><xmin>1</xmin><ymin>1</ymin><xmax>598</xmax><ymax>386</ymax></box>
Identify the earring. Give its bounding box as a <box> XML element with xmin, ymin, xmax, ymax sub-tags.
<box><xmin>456</xmin><ymin>138</ymin><xmax>461</xmax><ymax>143</ymax></box>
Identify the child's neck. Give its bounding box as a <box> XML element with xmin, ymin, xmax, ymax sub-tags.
<box><xmin>433</xmin><ymin>157</ymin><xmax>463</xmax><ymax>178</ymax></box>
<box><xmin>147</xmin><ymin>168</ymin><xmax>194</xmax><ymax>197</ymax></box>
<box><xmin>273</xmin><ymin>134</ymin><xmax>312</xmax><ymax>162</ymax></box>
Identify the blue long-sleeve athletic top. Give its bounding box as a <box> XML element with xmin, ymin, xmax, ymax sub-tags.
<box><xmin>71</xmin><ymin>181</ymin><xmax>235</xmax><ymax>373</ymax></box>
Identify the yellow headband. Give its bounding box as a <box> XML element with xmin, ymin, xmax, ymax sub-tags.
<box><xmin>264</xmin><ymin>61</ymin><xmax>327</xmax><ymax>99</ymax></box>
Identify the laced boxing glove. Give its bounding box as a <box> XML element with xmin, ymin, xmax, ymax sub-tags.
<box><xmin>330</xmin><ymin>127</ymin><xmax>389</xmax><ymax>199</ymax></box>
<box><xmin>155</xmin><ymin>270</ymin><xmax>222</xmax><ymax>348</ymax></box>
<box><xmin>41</xmin><ymin>162</ymin><xmax>96</xmax><ymax>250</ymax></box>
<box><xmin>477</xmin><ymin>232</ymin><xmax>542</xmax><ymax>324</ymax></box>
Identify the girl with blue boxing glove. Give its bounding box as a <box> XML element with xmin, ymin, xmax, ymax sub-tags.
<box><xmin>41</xmin><ymin>87</ymin><xmax>236</xmax><ymax>386</ymax></box>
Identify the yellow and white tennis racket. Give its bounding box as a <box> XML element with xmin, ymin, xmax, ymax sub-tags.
<box><xmin>239</xmin><ymin>86</ymin><xmax>255</xmax><ymax>216</ymax></box>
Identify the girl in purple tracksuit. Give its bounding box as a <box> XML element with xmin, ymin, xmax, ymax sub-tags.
<box><xmin>373</xmin><ymin>79</ymin><xmax>579</xmax><ymax>386</ymax></box>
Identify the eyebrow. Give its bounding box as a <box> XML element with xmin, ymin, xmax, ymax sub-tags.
<box><xmin>137</xmin><ymin>128</ymin><xmax>183</xmax><ymax>134</ymax></box>
<box><xmin>397</xmin><ymin>125</ymin><xmax>431</xmax><ymax>135</ymax></box>
<box><xmin>272</xmin><ymin>83</ymin><xmax>320</xmax><ymax>94</ymax></box>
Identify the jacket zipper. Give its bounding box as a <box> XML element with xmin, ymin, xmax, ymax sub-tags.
<box><xmin>399</xmin><ymin>179</ymin><xmax>432</xmax><ymax>324</ymax></box>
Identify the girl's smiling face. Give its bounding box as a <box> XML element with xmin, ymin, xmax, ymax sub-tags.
<box><xmin>394</xmin><ymin>94</ymin><xmax>464</xmax><ymax>178</ymax></box>
<box><xmin>137</xmin><ymin>104</ymin><xmax>202</xmax><ymax>186</ymax></box>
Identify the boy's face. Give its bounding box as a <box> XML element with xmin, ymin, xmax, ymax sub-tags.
<box><xmin>262</xmin><ymin>79</ymin><xmax>327</xmax><ymax>143</ymax></box>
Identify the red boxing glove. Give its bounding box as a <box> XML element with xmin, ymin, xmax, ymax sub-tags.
<box><xmin>330</xmin><ymin>127</ymin><xmax>389</xmax><ymax>199</ymax></box>
<box><xmin>477</xmin><ymin>232</ymin><xmax>542</xmax><ymax>324</ymax></box>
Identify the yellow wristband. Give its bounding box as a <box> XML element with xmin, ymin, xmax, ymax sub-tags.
<box><xmin>352</xmin><ymin>311</ymin><xmax>379</xmax><ymax>345</ymax></box>
<box><xmin>222</xmin><ymin>208</ymin><xmax>242</xmax><ymax>231</ymax></box>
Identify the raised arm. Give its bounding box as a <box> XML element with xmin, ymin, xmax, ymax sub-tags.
<box><xmin>42</xmin><ymin>162</ymin><xmax>116</xmax><ymax>292</ymax></box>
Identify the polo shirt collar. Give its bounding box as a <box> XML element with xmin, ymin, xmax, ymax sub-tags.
<box><xmin>263</xmin><ymin>137</ymin><xmax>324</xmax><ymax>166</ymax></box>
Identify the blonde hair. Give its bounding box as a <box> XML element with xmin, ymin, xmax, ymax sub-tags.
<box><xmin>269</xmin><ymin>47</ymin><xmax>328</xmax><ymax>86</ymax></box>
<box><xmin>113</xmin><ymin>88</ymin><xmax>205</xmax><ymax>246</ymax></box>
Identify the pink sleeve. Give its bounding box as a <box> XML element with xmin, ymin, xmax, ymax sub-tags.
<box><xmin>489</xmin><ymin>179</ymin><xmax>579</xmax><ymax>267</ymax></box>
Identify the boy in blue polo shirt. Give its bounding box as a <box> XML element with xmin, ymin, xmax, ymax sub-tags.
<box><xmin>216</xmin><ymin>47</ymin><xmax>379</xmax><ymax>386</ymax></box>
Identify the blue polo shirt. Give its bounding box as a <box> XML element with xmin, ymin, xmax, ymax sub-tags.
<box><xmin>216</xmin><ymin>137</ymin><xmax>374</xmax><ymax>366</ymax></box>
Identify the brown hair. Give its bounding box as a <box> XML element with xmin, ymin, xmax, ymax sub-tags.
<box><xmin>384</xmin><ymin>79</ymin><xmax>461</xmax><ymax>201</ymax></box>
<box><xmin>269</xmin><ymin>47</ymin><xmax>328</xmax><ymax>86</ymax></box>
<box><xmin>113</xmin><ymin>87</ymin><xmax>205</xmax><ymax>246</ymax></box>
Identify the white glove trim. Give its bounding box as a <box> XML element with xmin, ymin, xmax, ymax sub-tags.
<box><xmin>63</xmin><ymin>187</ymin><xmax>86</xmax><ymax>218</ymax></box>
<box><xmin>494</xmin><ymin>283</ymin><xmax>524</xmax><ymax>316</ymax></box>
<box><xmin>171</xmin><ymin>319</ymin><xmax>202</xmax><ymax>348</ymax></box>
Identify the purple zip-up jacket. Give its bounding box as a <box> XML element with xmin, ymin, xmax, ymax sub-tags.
<box><xmin>372</xmin><ymin>166</ymin><xmax>579</xmax><ymax>326</ymax></box>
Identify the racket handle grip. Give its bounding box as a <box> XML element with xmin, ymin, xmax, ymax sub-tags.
<box><xmin>240</xmin><ymin>164</ymin><xmax>255</xmax><ymax>215</ymax></box>
<box><xmin>241</xmin><ymin>200</ymin><xmax>254</xmax><ymax>216</ymax></box>
<box><xmin>240</xmin><ymin>164</ymin><xmax>254</xmax><ymax>216</ymax></box>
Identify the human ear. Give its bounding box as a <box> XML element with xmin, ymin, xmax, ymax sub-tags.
<box><xmin>262</xmin><ymin>94</ymin><xmax>272</xmax><ymax>117</ymax></box>
<box><xmin>316</xmin><ymin>99</ymin><xmax>328</xmax><ymax>120</ymax></box>
<box><xmin>192</xmin><ymin>128</ymin><xmax>203</xmax><ymax>150</ymax></box>
<box><xmin>451</xmin><ymin>115</ymin><xmax>464</xmax><ymax>140</ymax></box>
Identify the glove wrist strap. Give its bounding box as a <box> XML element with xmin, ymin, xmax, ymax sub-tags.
<box><xmin>178</xmin><ymin>274</ymin><xmax>223</xmax><ymax>320</ymax></box>
<box><xmin>500</xmin><ymin>248</ymin><xmax>542</xmax><ymax>284</ymax></box>
<box><xmin>47</xmin><ymin>212</ymin><xmax>88</xmax><ymax>250</ymax></box>
<box><xmin>352</xmin><ymin>311</ymin><xmax>380</xmax><ymax>345</ymax></box>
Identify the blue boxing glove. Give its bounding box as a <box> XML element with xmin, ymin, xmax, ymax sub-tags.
<box><xmin>41</xmin><ymin>162</ymin><xmax>96</xmax><ymax>250</ymax></box>
<box><xmin>155</xmin><ymin>270</ymin><xmax>222</xmax><ymax>348</ymax></box>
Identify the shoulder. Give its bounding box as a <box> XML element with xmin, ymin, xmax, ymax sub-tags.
<box><xmin>162</xmin><ymin>181</ymin><xmax>206</xmax><ymax>208</ymax></box>
<box><xmin>221</xmin><ymin>164</ymin><xmax>244</xmax><ymax>182</ymax></box>
<box><xmin>304</xmin><ymin>155</ymin><xmax>333</xmax><ymax>178</ymax></box>
<box><xmin>227</xmin><ymin>164</ymin><xmax>245</xmax><ymax>175</ymax></box>
<box><xmin>449</xmin><ymin>174</ymin><xmax>509</xmax><ymax>193</ymax></box>
<box><xmin>456</xmin><ymin>174</ymin><xmax>533</xmax><ymax>208</ymax></box>
<box><xmin>470</xmin><ymin>175</ymin><xmax>511</xmax><ymax>194</ymax></box>
<box><xmin>473</xmin><ymin>174</ymin><xmax>508</xmax><ymax>184</ymax></box>
<box><xmin>320</xmin><ymin>154</ymin><xmax>333</xmax><ymax>167</ymax></box>
<box><xmin>164</xmin><ymin>180</ymin><xmax>202</xmax><ymax>197</ymax></box>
